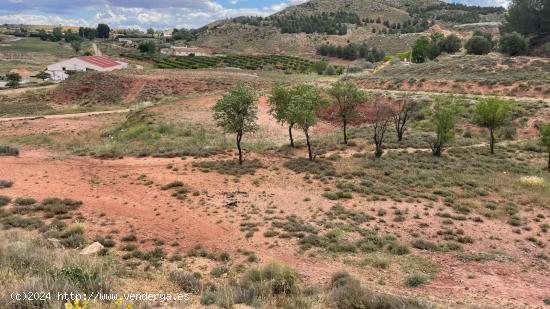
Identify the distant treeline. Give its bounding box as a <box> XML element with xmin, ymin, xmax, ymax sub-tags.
<box><xmin>407</xmin><ymin>3</ymin><xmax>505</xmax><ymax>24</ymax></box>
<box><xmin>317</xmin><ymin>43</ymin><xmax>385</xmax><ymax>62</ymax></box>
<box><xmin>232</xmin><ymin>12</ymin><xmax>361</xmax><ymax>35</ymax></box>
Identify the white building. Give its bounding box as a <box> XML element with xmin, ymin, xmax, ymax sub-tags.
<box><xmin>160</xmin><ymin>46</ymin><xmax>211</xmax><ymax>57</ymax></box>
<box><xmin>46</xmin><ymin>56</ymin><xmax>128</xmax><ymax>81</ymax></box>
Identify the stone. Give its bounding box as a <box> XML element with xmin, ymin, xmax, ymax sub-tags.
<box><xmin>80</xmin><ymin>242</ymin><xmax>104</xmax><ymax>255</ymax></box>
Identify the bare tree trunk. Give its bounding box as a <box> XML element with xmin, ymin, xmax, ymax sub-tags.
<box><xmin>397</xmin><ymin>126</ymin><xmax>404</xmax><ymax>142</ymax></box>
<box><xmin>490</xmin><ymin>128</ymin><xmax>495</xmax><ymax>154</ymax></box>
<box><xmin>304</xmin><ymin>129</ymin><xmax>313</xmax><ymax>161</ymax></box>
<box><xmin>343</xmin><ymin>119</ymin><xmax>348</xmax><ymax>145</ymax></box>
<box><xmin>288</xmin><ymin>123</ymin><xmax>295</xmax><ymax>147</ymax></box>
<box><xmin>236</xmin><ymin>132</ymin><xmax>243</xmax><ymax>165</ymax></box>
<box><xmin>375</xmin><ymin>141</ymin><xmax>383</xmax><ymax>157</ymax></box>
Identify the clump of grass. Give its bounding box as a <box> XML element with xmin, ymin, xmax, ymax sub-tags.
<box><xmin>194</xmin><ymin>159</ymin><xmax>264</xmax><ymax>176</ymax></box>
<box><xmin>0</xmin><ymin>180</ymin><xmax>13</xmax><ymax>189</ymax></box>
<box><xmin>0</xmin><ymin>229</ymin><xmax>120</xmax><ymax>308</ymax></box>
<box><xmin>161</xmin><ymin>181</ymin><xmax>185</xmax><ymax>190</ymax></box>
<box><xmin>330</xmin><ymin>271</ymin><xmax>427</xmax><ymax>308</ymax></box>
<box><xmin>283</xmin><ymin>158</ymin><xmax>336</xmax><ymax>176</ymax></box>
<box><xmin>361</xmin><ymin>254</ymin><xmax>391</xmax><ymax>269</ymax></box>
<box><xmin>169</xmin><ymin>270</ymin><xmax>203</xmax><ymax>294</ymax></box>
<box><xmin>0</xmin><ymin>196</ymin><xmax>11</xmax><ymax>207</ymax></box>
<box><xmin>404</xmin><ymin>275</ymin><xmax>429</xmax><ymax>287</ymax></box>
<box><xmin>14</xmin><ymin>197</ymin><xmax>37</xmax><ymax>206</ymax></box>
<box><xmin>121</xmin><ymin>233</ymin><xmax>137</xmax><ymax>242</ymax></box>
<box><xmin>323</xmin><ymin>191</ymin><xmax>352</xmax><ymax>200</ymax></box>
<box><xmin>0</xmin><ymin>146</ymin><xmax>19</xmax><ymax>156</ymax></box>
<box><xmin>210</xmin><ymin>265</ymin><xmax>230</xmax><ymax>277</ymax></box>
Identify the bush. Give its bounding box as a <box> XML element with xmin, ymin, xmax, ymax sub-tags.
<box><xmin>405</xmin><ymin>275</ymin><xmax>429</xmax><ymax>287</ymax></box>
<box><xmin>387</xmin><ymin>241</ymin><xmax>410</xmax><ymax>255</ymax></box>
<box><xmin>0</xmin><ymin>146</ymin><xmax>19</xmax><ymax>156</ymax></box>
<box><xmin>0</xmin><ymin>180</ymin><xmax>13</xmax><ymax>189</ymax></box>
<box><xmin>0</xmin><ymin>196</ymin><xmax>11</xmax><ymax>207</ymax></box>
<box><xmin>14</xmin><ymin>197</ymin><xmax>37</xmax><ymax>206</ymax></box>
<box><xmin>244</xmin><ymin>262</ymin><xmax>297</xmax><ymax>295</ymax></box>
<box><xmin>331</xmin><ymin>272</ymin><xmax>427</xmax><ymax>308</ymax></box>
<box><xmin>440</xmin><ymin>35</ymin><xmax>462</xmax><ymax>54</ymax></box>
<box><xmin>169</xmin><ymin>270</ymin><xmax>203</xmax><ymax>294</ymax></box>
<box><xmin>412</xmin><ymin>239</ymin><xmax>439</xmax><ymax>251</ymax></box>
<box><xmin>499</xmin><ymin>32</ymin><xmax>528</xmax><ymax>56</ymax></box>
<box><xmin>210</xmin><ymin>266</ymin><xmax>230</xmax><ymax>277</ymax></box>
<box><xmin>465</xmin><ymin>36</ymin><xmax>492</xmax><ymax>55</ymax></box>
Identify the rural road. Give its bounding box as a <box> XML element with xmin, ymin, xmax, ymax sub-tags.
<box><xmin>366</xmin><ymin>88</ymin><xmax>550</xmax><ymax>104</ymax></box>
<box><xmin>92</xmin><ymin>42</ymin><xmax>102</xmax><ymax>56</ymax></box>
<box><xmin>0</xmin><ymin>109</ymin><xmax>129</xmax><ymax>123</ymax></box>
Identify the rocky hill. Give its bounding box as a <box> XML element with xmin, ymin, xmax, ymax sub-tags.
<box><xmin>192</xmin><ymin>0</ymin><xmax>504</xmax><ymax>57</ymax></box>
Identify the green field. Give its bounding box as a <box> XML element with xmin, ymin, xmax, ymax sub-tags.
<box><xmin>0</xmin><ymin>38</ymin><xmax>76</xmax><ymax>74</ymax></box>
<box><xmin>124</xmin><ymin>53</ymin><xmax>321</xmax><ymax>72</ymax></box>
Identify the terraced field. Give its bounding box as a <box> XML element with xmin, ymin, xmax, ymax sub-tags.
<box><xmin>124</xmin><ymin>54</ymin><xmax>321</xmax><ymax>72</ymax></box>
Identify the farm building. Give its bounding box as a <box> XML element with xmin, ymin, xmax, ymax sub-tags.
<box><xmin>160</xmin><ymin>46</ymin><xmax>212</xmax><ymax>57</ymax></box>
<box><xmin>46</xmin><ymin>56</ymin><xmax>128</xmax><ymax>81</ymax></box>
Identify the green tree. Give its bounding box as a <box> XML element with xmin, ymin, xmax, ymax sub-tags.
<box><xmin>475</xmin><ymin>97</ymin><xmax>512</xmax><ymax>154</ymax></box>
<box><xmin>499</xmin><ymin>32</ymin><xmax>529</xmax><ymax>56</ymax></box>
<box><xmin>539</xmin><ymin>124</ymin><xmax>550</xmax><ymax>171</ymax></box>
<box><xmin>96</xmin><ymin>23</ymin><xmax>111</xmax><ymax>39</ymax></box>
<box><xmin>138</xmin><ymin>42</ymin><xmax>156</xmax><ymax>55</ymax></box>
<box><xmin>428</xmin><ymin>97</ymin><xmax>458</xmax><ymax>156</ymax></box>
<box><xmin>411</xmin><ymin>36</ymin><xmax>431</xmax><ymax>63</ymax></box>
<box><xmin>465</xmin><ymin>36</ymin><xmax>492</xmax><ymax>55</ymax></box>
<box><xmin>212</xmin><ymin>83</ymin><xmax>258</xmax><ymax>165</ymax></box>
<box><xmin>64</xmin><ymin>29</ymin><xmax>80</xmax><ymax>42</ymax></box>
<box><xmin>147</xmin><ymin>28</ymin><xmax>155</xmax><ymax>35</ymax></box>
<box><xmin>311</xmin><ymin>61</ymin><xmax>328</xmax><ymax>74</ymax></box>
<box><xmin>288</xmin><ymin>85</ymin><xmax>328</xmax><ymax>160</ymax></box>
<box><xmin>268</xmin><ymin>85</ymin><xmax>296</xmax><ymax>147</ymax></box>
<box><xmin>35</xmin><ymin>71</ymin><xmax>51</xmax><ymax>80</ymax></box>
<box><xmin>327</xmin><ymin>80</ymin><xmax>369</xmax><ymax>144</ymax></box>
<box><xmin>501</xmin><ymin>0</ymin><xmax>549</xmax><ymax>37</ymax></box>
<box><xmin>52</xmin><ymin>27</ymin><xmax>63</xmax><ymax>41</ymax></box>
<box><xmin>5</xmin><ymin>72</ymin><xmax>22</xmax><ymax>88</ymax></box>
<box><xmin>440</xmin><ymin>34</ymin><xmax>462</xmax><ymax>54</ymax></box>
<box><xmin>71</xmin><ymin>40</ymin><xmax>82</xmax><ymax>54</ymax></box>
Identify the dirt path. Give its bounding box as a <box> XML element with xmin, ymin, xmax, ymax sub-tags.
<box><xmin>92</xmin><ymin>42</ymin><xmax>101</xmax><ymax>56</ymax></box>
<box><xmin>365</xmin><ymin>88</ymin><xmax>550</xmax><ymax>104</ymax></box>
<box><xmin>0</xmin><ymin>108</ymin><xmax>130</xmax><ymax>123</ymax></box>
<box><xmin>0</xmin><ymin>84</ymin><xmax>57</xmax><ymax>96</ymax></box>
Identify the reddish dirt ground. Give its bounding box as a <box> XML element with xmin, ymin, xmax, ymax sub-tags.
<box><xmin>1</xmin><ymin>94</ymin><xmax>549</xmax><ymax>309</ymax></box>
<box><xmin>1</xmin><ymin>148</ymin><xmax>549</xmax><ymax>309</ymax></box>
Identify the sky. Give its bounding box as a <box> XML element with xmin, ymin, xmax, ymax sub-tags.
<box><xmin>0</xmin><ymin>0</ymin><xmax>508</xmax><ymax>30</ymax></box>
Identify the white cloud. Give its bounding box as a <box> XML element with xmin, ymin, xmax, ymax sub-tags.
<box><xmin>0</xmin><ymin>14</ymin><xmax>89</xmax><ymax>26</ymax></box>
<box><xmin>0</xmin><ymin>0</ymin><xmax>414</xmax><ymax>30</ymax></box>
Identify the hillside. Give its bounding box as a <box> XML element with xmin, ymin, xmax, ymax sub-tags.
<box><xmin>193</xmin><ymin>0</ymin><xmax>504</xmax><ymax>56</ymax></box>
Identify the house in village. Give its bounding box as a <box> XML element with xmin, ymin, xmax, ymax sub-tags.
<box><xmin>160</xmin><ymin>46</ymin><xmax>212</xmax><ymax>57</ymax></box>
<box><xmin>46</xmin><ymin>56</ymin><xmax>128</xmax><ymax>81</ymax></box>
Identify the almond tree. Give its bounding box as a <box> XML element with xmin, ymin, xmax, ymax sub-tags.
<box><xmin>428</xmin><ymin>98</ymin><xmax>458</xmax><ymax>156</ymax></box>
<box><xmin>370</xmin><ymin>97</ymin><xmax>392</xmax><ymax>158</ymax></box>
<box><xmin>327</xmin><ymin>80</ymin><xmax>368</xmax><ymax>144</ymax></box>
<box><xmin>475</xmin><ymin>97</ymin><xmax>512</xmax><ymax>154</ymax></box>
<box><xmin>212</xmin><ymin>83</ymin><xmax>258</xmax><ymax>164</ymax></box>
<box><xmin>268</xmin><ymin>85</ymin><xmax>296</xmax><ymax>147</ymax></box>
<box><xmin>391</xmin><ymin>98</ymin><xmax>418</xmax><ymax>142</ymax></box>
<box><xmin>288</xmin><ymin>84</ymin><xmax>328</xmax><ymax>161</ymax></box>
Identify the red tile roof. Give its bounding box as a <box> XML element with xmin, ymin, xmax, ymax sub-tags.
<box><xmin>77</xmin><ymin>56</ymin><xmax>121</xmax><ymax>68</ymax></box>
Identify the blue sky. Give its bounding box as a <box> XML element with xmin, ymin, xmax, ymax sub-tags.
<box><xmin>0</xmin><ymin>0</ymin><xmax>507</xmax><ymax>30</ymax></box>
